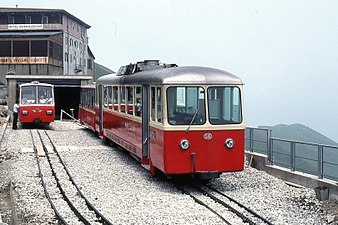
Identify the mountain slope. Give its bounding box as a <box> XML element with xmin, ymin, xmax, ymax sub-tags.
<box><xmin>259</xmin><ymin>123</ymin><xmax>338</xmax><ymax>146</ymax></box>
<box><xmin>93</xmin><ymin>62</ymin><xmax>114</xmax><ymax>81</ymax></box>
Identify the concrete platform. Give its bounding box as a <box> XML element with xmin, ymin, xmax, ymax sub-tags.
<box><xmin>246</xmin><ymin>151</ymin><xmax>338</xmax><ymax>201</ymax></box>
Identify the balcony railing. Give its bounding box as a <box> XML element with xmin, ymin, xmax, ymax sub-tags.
<box><xmin>0</xmin><ymin>23</ymin><xmax>63</xmax><ymax>31</ymax></box>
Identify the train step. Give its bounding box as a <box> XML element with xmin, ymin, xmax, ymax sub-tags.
<box><xmin>141</xmin><ymin>164</ymin><xmax>150</xmax><ymax>171</ymax></box>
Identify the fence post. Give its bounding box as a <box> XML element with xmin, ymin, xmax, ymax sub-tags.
<box><xmin>318</xmin><ymin>145</ymin><xmax>324</xmax><ymax>179</ymax></box>
<box><xmin>267</xmin><ymin>131</ymin><xmax>273</xmax><ymax>165</ymax></box>
<box><xmin>248</xmin><ymin>128</ymin><xmax>253</xmax><ymax>152</ymax></box>
<box><xmin>290</xmin><ymin>142</ymin><xmax>296</xmax><ymax>171</ymax></box>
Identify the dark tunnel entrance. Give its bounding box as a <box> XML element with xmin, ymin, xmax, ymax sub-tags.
<box><xmin>54</xmin><ymin>86</ymin><xmax>80</xmax><ymax>119</ymax></box>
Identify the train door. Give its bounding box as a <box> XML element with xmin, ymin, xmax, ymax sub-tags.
<box><xmin>142</xmin><ymin>85</ymin><xmax>150</xmax><ymax>162</ymax></box>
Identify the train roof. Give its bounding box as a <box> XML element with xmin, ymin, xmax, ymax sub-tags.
<box><xmin>96</xmin><ymin>66</ymin><xmax>243</xmax><ymax>86</ymax></box>
<box><xmin>19</xmin><ymin>81</ymin><xmax>54</xmax><ymax>87</ymax></box>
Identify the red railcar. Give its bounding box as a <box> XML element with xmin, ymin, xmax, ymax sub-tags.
<box><xmin>79</xmin><ymin>60</ymin><xmax>245</xmax><ymax>179</ymax></box>
<box><xmin>19</xmin><ymin>81</ymin><xmax>55</xmax><ymax>125</ymax></box>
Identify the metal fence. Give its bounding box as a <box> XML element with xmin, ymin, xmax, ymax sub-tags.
<box><xmin>245</xmin><ymin>127</ymin><xmax>338</xmax><ymax>182</ymax></box>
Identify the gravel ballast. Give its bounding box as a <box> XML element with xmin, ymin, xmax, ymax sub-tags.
<box><xmin>0</xmin><ymin>121</ymin><xmax>337</xmax><ymax>224</ymax></box>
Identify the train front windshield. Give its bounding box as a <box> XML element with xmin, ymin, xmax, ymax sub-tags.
<box><xmin>207</xmin><ymin>87</ymin><xmax>242</xmax><ymax>125</ymax></box>
<box><xmin>21</xmin><ymin>86</ymin><xmax>54</xmax><ymax>105</ymax></box>
<box><xmin>167</xmin><ymin>86</ymin><xmax>206</xmax><ymax>125</ymax></box>
<box><xmin>167</xmin><ymin>86</ymin><xmax>242</xmax><ymax>125</ymax></box>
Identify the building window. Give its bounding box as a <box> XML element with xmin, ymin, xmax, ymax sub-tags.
<box><xmin>65</xmin><ymin>37</ymin><xmax>68</xmax><ymax>45</ymax></box>
<box><xmin>25</xmin><ymin>16</ymin><xmax>31</xmax><ymax>24</ymax></box>
<box><xmin>31</xmin><ymin>40</ymin><xmax>47</xmax><ymax>56</ymax></box>
<box><xmin>65</xmin><ymin>53</ymin><xmax>69</xmax><ymax>62</ymax></box>
<box><xmin>42</xmin><ymin>16</ymin><xmax>48</xmax><ymax>24</ymax></box>
<box><xmin>70</xmin><ymin>39</ymin><xmax>73</xmax><ymax>46</ymax></box>
<box><xmin>88</xmin><ymin>59</ymin><xmax>93</xmax><ymax>69</ymax></box>
<box><xmin>74</xmin><ymin>41</ymin><xmax>78</xmax><ymax>48</ymax></box>
<box><xmin>70</xmin><ymin>54</ymin><xmax>73</xmax><ymax>63</ymax></box>
<box><xmin>8</xmin><ymin>16</ymin><xmax>15</xmax><ymax>24</ymax></box>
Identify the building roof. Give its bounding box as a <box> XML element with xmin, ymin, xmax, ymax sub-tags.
<box><xmin>0</xmin><ymin>7</ymin><xmax>90</xmax><ymax>28</ymax></box>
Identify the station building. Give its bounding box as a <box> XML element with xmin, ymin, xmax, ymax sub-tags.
<box><xmin>0</xmin><ymin>7</ymin><xmax>95</xmax><ymax>118</ymax></box>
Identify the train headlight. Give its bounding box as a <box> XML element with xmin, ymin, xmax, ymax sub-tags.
<box><xmin>225</xmin><ymin>138</ymin><xmax>235</xmax><ymax>149</ymax></box>
<box><xmin>46</xmin><ymin>110</ymin><xmax>53</xmax><ymax>115</ymax></box>
<box><xmin>179</xmin><ymin>139</ymin><xmax>190</xmax><ymax>150</ymax></box>
<box><xmin>22</xmin><ymin>110</ymin><xmax>28</xmax><ymax>115</ymax></box>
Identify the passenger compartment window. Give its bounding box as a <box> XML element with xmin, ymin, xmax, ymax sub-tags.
<box><xmin>103</xmin><ymin>86</ymin><xmax>108</xmax><ymax>108</ymax></box>
<box><xmin>167</xmin><ymin>86</ymin><xmax>205</xmax><ymax>125</ymax></box>
<box><xmin>207</xmin><ymin>87</ymin><xmax>242</xmax><ymax>125</ymax></box>
<box><xmin>151</xmin><ymin>87</ymin><xmax>156</xmax><ymax>121</ymax></box>
<box><xmin>126</xmin><ymin>86</ymin><xmax>134</xmax><ymax>115</ymax></box>
<box><xmin>120</xmin><ymin>86</ymin><xmax>126</xmax><ymax>113</ymax></box>
<box><xmin>113</xmin><ymin>86</ymin><xmax>118</xmax><ymax>111</ymax></box>
<box><xmin>135</xmin><ymin>86</ymin><xmax>142</xmax><ymax>117</ymax></box>
<box><xmin>156</xmin><ymin>87</ymin><xmax>162</xmax><ymax>123</ymax></box>
<box><xmin>108</xmin><ymin>86</ymin><xmax>113</xmax><ymax>109</ymax></box>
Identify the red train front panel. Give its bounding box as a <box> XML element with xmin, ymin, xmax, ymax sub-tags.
<box><xmin>150</xmin><ymin>129</ymin><xmax>244</xmax><ymax>175</ymax></box>
<box><xmin>100</xmin><ymin>108</ymin><xmax>244</xmax><ymax>176</ymax></box>
<box><xmin>19</xmin><ymin>105</ymin><xmax>54</xmax><ymax>124</ymax></box>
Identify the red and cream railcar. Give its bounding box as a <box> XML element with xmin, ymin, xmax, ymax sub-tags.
<box><xmin>79</xmin><ymin>60</ymin><xmax>245</xmax><ymax>179</ymax></box>
<box><xmin>19</xmin><ymin>81</ymin><xmax>55</xmax><ymax>125</ymax></box>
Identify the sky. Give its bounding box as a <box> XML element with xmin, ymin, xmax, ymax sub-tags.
<box><xmin>2</xmin><ymin>0</ymin><xmax>338</xmax><ymax>142</ymax></box>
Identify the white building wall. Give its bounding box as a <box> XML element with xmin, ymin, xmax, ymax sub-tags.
<box><xmin>62</xmin><ymin>16</ymin><xmax>89</xmax><ymax>75</ymax></box>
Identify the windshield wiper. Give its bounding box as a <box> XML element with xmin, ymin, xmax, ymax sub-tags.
<box><xmin>186</xmin><ymin>109</ymin><xmax>199</xmax><ymax>133</ymax></box>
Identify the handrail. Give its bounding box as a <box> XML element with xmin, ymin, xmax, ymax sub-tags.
<box><xmin>270</xmin><ymin>137</ymin><xmax>338</xmax><ymax>149</ymax></box>
<box><xmin>60</xmin><ymin>109</ymin><xmax>79</xmax><ymax>122</ymax></box>
<box><xmin>245</xmin><ymin>127</ymin><xmax>338</xmax><ymax>182</ymax></box>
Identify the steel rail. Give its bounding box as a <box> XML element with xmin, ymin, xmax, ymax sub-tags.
<box><xmin>29</xmin><ymin>130</ymin><xmax>69</xmax><ymax>225</ymax></box>
<box><xmin>191</xmin><ymin>183</ymin><xmax>255</xmax><ymax>225</ymax></box>
<box><xmin>36</xmin><ymin>130</ymin><xmax>91</xmax><ymax>225</ymax></box>
<box><xmin>43</xmin><ymin>130</ymin><xmax>114</xmax><ymax>225</ymax></box>
<box><xmin>204</xmin><ymin>184</ymin><xmax>274</xmax><ymax>225</ymax></box>
<box><xmin>174</xmin><ymin>184</ymin><xmax>231</xmax><ymax>225</ymax></box>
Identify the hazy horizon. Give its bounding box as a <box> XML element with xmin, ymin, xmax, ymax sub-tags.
<box><xmin>2</xmin><ymin>0</ymin><xmax>338</xmax><ymax>143</ymax></box>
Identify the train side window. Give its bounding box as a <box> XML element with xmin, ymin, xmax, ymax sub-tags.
<box><xmin>151</xmin><ymin>87</ymin><xmax>156</xmax><ymax>121</ymax></box>
<box><xmin>120</xmin><ymin>86</ymin><xmax>126</xmax><ymax>113</ymax></box>
<box><xmin>113</xmin><ymin>86</ymin><xmax>118</xmax><ymax>111</ymax></box>
<box><xmin>95</xmin><ymin>85</ymin><xmax>100</xmax><ymax>106</ymax></box>
<box><xmin>108</xmin><ymin>86</ymin><xmax>113</xmax><ymax>109</ymax></box>
<box><xmin>135</xmin><ymin>86</ymin><xmax>142</xmax><ymax>117</ymax></box>
<box><xmin>156</xmin><ymin>87</ymin><xmax>162</xmax><ymax>123</ymax></box>
<box><xmin>103</xmin><ymin>86</ymin><xmax>108</xmax><ymax>108</ymax></box>
<box><xmin>127</xmin><ymin>86</ymin><xmax>134</xmax><ymax>115</ymax></box>
<box><xmin>90</xmin><ymin>89</ymin><xmax>94</xmax><ymax>108</ymax></box>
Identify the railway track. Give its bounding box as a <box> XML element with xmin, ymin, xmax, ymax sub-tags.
<box><xmin>175</xmin><ymin>181</ymin><xmax>274</xmax><ymax>225</ymax></box>
<box><xmin>30</xmin><ymin>129</ymin><xmax>113</xmax><ymax>225</ymax></box>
